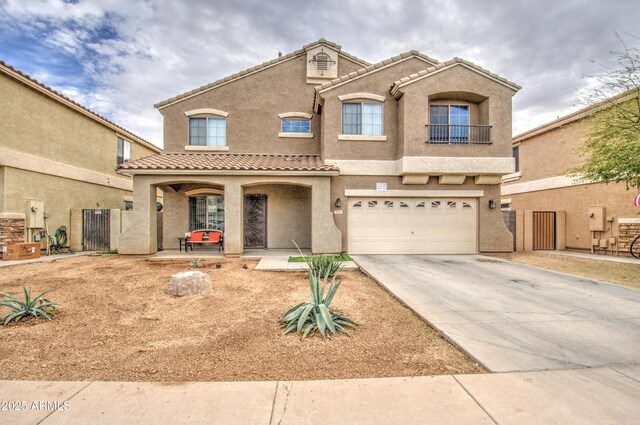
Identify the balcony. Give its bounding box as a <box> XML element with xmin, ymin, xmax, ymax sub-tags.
<box><xmin>426</xmin><ymin>124</ymin><xmax>492</xmax><ymax>144</ymax></box>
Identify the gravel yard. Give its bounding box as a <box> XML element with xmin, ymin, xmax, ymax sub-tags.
<box><xmin>0</xmin><ymin>255</ymin><xmax>482</xmax><ymax>382</ymax></box>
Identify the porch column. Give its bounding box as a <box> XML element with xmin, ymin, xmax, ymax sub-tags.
<box><xmin>311</xmin><ymin>178</ymin><xmax>342</xmax><ymax>253</ymax></box>
<box><xmin>119</xmin><ymin>177</ymin><xmax>157</xmax><ymax>255</ymax></box>
<box><xmin>162</xmin><ymin>188</ymin><xmax>188</xmax><ymax>250</ymax></box>
<box><xmin>224</xmin><ymin>181</ymin><xmax>243</xmax><ymax>256</ymax></box>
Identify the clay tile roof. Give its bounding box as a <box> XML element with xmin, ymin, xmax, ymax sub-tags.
<box><xmin>118</xmin><ymin>153</ymin><xmax>338</xmax><ymax>173</ymax></box>
<box><xmin>154</xmin><ymin>39</ymin><xmax>370</xmax><ymax>109</ymax></box>
<box><xmin>0</xmin><ymin>59</ymin><xmax>161</xmax><ymax>153</ymax></box>
<box><xmin>315</xmin><ymin>50</ymin><xmax>440</xmax><ymax>93</ymax></box>
<box><xmin>390</xmin><ymin>57</ymin><xmax>521</xmax><ymax>94</ymax></box>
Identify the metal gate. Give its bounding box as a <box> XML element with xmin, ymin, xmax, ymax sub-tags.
<box><xmin>533</xmin><ymin>211</ymin><xmax>556</xmax><ymax>250</ymax></box>
<box><xmin>83</xmin><ymin>209</ymin><xmax>111</xmax><ymax>251</ymax></box>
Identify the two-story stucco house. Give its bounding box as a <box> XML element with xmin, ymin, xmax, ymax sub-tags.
<box><xmin>118</xmin><ymin>39</ymin><xmax>520</xmax><ymax>256</ymax></box>
<box><xmin>0</xmin><ymin>60</ymin><xmax>162</xmax><ymax>256</ymax></box>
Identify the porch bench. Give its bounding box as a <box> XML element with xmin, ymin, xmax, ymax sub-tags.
<box><xmin>186</xmin><ymin>229</ymin><xmax>224</xmax><ymax>252</ymax></box>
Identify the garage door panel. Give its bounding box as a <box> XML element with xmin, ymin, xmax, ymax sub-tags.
<box><xmin>348</xmin><ymin>197</ymin><xmax>477</xmax><ymax>254</ymax></box>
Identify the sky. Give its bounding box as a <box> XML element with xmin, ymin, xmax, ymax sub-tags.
<box><xmin>1</xmin><ymin>0</ymin><xmax>639</xmax><ymax>148</ymax></box>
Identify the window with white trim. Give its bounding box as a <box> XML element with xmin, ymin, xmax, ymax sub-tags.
<box><xmin>342</xmin><ymin>102</ymin><xmax>383</xmax><ymax>136</ymax></box>
<box><xmin>189</xmin><ymin>117</ymin><xmax>226</xmax><ymax>146</ymax></box>
<box><xmin>281</xmin><ymin>119</ymin><xmax>311</xmax><ymax>134</ymax></box>
<box><xmin>117</xmin><ymin>137</ymin><xmax>131</xmax><ymax>165</ymax></box>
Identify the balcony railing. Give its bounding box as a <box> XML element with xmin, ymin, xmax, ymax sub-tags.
<box><xmin>426</xmin><ymin>124</ymin><xmax>492</xmax><ymax>144</ymax></box>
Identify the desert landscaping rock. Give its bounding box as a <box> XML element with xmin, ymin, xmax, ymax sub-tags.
<box><xmin>166</xmin><ymin>271</ymin><xmax>213</xmax><ymax>296</ymax></box>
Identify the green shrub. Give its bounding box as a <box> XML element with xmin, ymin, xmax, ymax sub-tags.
<box><xmin>191</xmin><ymin>259</ymin><xmax>202</xmax><ymax>268</ymax></box>
<box><xmin>0</xmin><ymin>285</ymin><xmax>58</xmax><ymax>325</ymax></box>
<box><xmin>281</xmin><ymin>245</ymin><xmax>356</xmax><ymax>339</ymax></box>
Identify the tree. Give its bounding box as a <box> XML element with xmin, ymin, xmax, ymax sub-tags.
<box><xmin>567</xmin><ymin>33</ymin><xmax>640</xmax><ymax>189</ymax></box>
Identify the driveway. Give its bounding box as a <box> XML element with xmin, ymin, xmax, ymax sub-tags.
<box><xmin>352</xmin><ymin>255</ymin><xmax>640</xmax><ymax>372</ymax></box>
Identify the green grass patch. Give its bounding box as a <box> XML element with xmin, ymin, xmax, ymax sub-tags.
<box><xmin>96</xmin><ymin>249</ymin><xmax>118</xmax><ymax>255</ymax></box>
<box><xmin>288</xmin><ymin>254</ymin><xmax>352</xmax><ymax>263</ymax></box>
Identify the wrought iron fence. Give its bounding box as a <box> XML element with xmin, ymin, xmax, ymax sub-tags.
<box><xmin>426</xmin><ymin>124</ymin><xmax>492</xmax><ymax>144</ymax></box>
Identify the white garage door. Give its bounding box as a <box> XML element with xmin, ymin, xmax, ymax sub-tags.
<box><xmin>347</xmin><ymin>198</ymin><xmax>477</xmax><ymax>254</ymax></box>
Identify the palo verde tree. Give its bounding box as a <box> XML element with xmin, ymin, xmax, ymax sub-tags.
<box><xmin>567</xmin><ymin>33</ymin><xmax>640</xmax><ymax>189</ymax></box>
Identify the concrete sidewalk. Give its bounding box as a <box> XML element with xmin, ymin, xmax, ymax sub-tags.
<box><xmin>1</xmin><ymin>366</ymin><xmax>639</xmax><ymax>424</ymax></box>
<box><xmin>0</xmin><ymin>251</ymin><xmax>92</xmax><ymax>268</ymax></box>
<box><xmin>545</xmin><ymin>249</ymin><xmax>640</xmax><ymax>264</ymax></box>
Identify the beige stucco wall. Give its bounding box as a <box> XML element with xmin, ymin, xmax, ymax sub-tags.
<box><xmin>319</xmin><ymin>57</ymin><xmax>436</xmax><ymax>161</ymax></box>
<box><xmin>504</xmin><ymin>112</ymin><xmax>640</xmax><ymax>251</ymax></box>
<box><xmin>511</xmin><ymin>119</ymin><xmax>590</xmax><ymax>184</ymax></box>
<box><xmin>509</xmin><ymin>183</ymin><xmax>640</xmax><ymax>251</ymax></box>
<box><xmin>331</xmin><ymin>175</ymin><xmax>512</xmax><ymax>252</ymax></box>
<box><xmin>0</xmin><ymin>74</ymin><xmax>158</xmax><ymax>177</ymax></box>
<box><xmin>161</xmin><ymin>183</ymin><xmax>311</xmax><ymax>250</ymax></box>
<box><xmin>3</xmin><ymin>167</ymin><xmax>131</xmax><ymax>249</ymax></box>
<box><xmin>0</xmin><ymin>166</ymin><xmax>5</xmax><ymax>212</ymax></box>
<box><xmin>159</xmin><ymin>54</ymin><xmax>364</xmax><ymax>155</ymax></box>
<box><xmin>397</xmin><ymin>66</ymin><xmax>515</xmax><ymax>158</ymax></box>
<box><xmin>244</xmin><ymin>184</ymin><xmax>311</xmax><ymax>249</ymax></box>
<box><xmin>121</xmin><ymin>174</ymin><xmax>340</xmax><ymax>255</ymax></box>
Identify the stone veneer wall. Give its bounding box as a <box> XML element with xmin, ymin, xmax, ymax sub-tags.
<box><xmin>618</xmin><ymin>221</ymin><xmax>640</xmax><ymax>254</ymax></box>
<box><xmin>0</xmin><ymin>217</ymin><xmax>26</xmax><ymax>258</ymax></box>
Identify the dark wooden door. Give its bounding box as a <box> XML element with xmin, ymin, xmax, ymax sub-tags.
<box><xmin>83</xmin><ymin>209</ymin><xmax>111</xmax><ymax>251</ymax></box>
<box><xmin>244</xmin><ymin>195</ymin><xmax>267</xmax><ymax>248</ymax></box>
<box><xmin>533</xmin><ymin>211</ymin><xmax>556</xmax><ymax>250</ymax></box>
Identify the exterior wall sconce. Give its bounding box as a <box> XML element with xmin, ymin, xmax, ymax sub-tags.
<box><xmin>335</xmin><ymin>198</ymin><xmax>342</xmax><ymax>208</ymax></box>
<box><xmin>488</xmin><ymin>199</ymin><xmax>496</xmax><ymax>209</ymax></box>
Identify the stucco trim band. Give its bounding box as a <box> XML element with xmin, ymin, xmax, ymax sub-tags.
<box><xmin>278</xmin><ymin>133</ymin><xmax>314</xmax><ymax>139</ymax></box>
<box><xmin>400</xmin><ymin>156</ymin><xmax>514</xmax><ymax>175</ymax></box>
<box><xmin>184</xmin><ymin>145</ymin><xmax>230</xmax><ymax>151</ymax></box>
<box><xmin>338</xmin><ymin>93</ymin><xmax>386</xmax><ymax>102</ymax></box>
<box><xmin>337</xmin><ymin>135</ymin><xmax>388</xmax><ymax>142</ymax></box>
<box><xmin>0</xmin><ymin>213</ymin><xmax>26</xmax><ymax>219</ymax></box>
<box><xmin>184</xmin><ymin>108</ymin><xmax>229</xmax><ymax>117</ymax></box>
<box><xmin>326</xmin><ymin>157</ymin><xmax>515</xmax><ymax>176</ymax></box>
<box><xmin>0</xmin><ymin>146</ymin><xmax>132</xmax><ymax>191</ymax></box>
<box><xmin>278</xmin><ymin>112</ymin><xmax>313</xmax><ymax>119</ymax></box>
<box><xmin>344</xmin><ymin>189</ymin><xmax>484</xmax><ymax>198</ymax></box>
<box><xmin>119</xmin><ymin>169</ymin><xmax>339</xmax><ymax>176</ymax></box>
<box><xmin>618</xmin><ymin>218</ymin><xmax>640</xmax><ymax>224</ymax></box>
<box><xmin>501</xmin><ymin>175</ymin><xmax>589</xmax><ymax>196</ymax></box>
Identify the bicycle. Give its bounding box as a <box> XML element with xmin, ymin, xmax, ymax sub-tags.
<box><xmin>631</xmin><ymin>234</ymin><xmax>640</xmax><ymax>259</ymax></box>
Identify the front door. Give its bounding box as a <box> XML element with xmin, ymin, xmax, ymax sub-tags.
<box><xmin>244</xmin><ymin>194</ymin><xmax>267</xmax><ymax>248</ymax></box>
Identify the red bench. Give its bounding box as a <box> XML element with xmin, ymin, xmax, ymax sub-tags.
<box><xmin>186</xmin><ymin>230</ymin><xmax>223</xmax><ymax>252</ymax></box>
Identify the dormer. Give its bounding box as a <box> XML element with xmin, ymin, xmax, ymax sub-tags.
<box><xmin>305</xmin><ymin>42</ymin><xmax>340</xmax><ymax>85</ymax></box>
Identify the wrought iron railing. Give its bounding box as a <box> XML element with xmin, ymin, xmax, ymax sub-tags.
<box><xmin>426</xmin><ymin>124</ymin><xmax>492</xmax><ymax>144</ymax></box>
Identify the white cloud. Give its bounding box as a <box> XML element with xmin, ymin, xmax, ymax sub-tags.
<box><xmin>1</xmin><ymin>0</ymin><xmax>639</xmax><ymax>147</ymax></box>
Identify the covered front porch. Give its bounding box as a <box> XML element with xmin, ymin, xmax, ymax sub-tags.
<box><xmin>118</xmin><ymin>155</ymin><xmax>342</xmax><ymax>256</ymax></box>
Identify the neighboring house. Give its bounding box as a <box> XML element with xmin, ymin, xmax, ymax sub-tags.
<box><xmin>502</xmin><ymin>92</ymin><xmax>640</xmax><ymax>254</ymax></box>
<box><xmin>118</xmin><ymin>38</ymin><xmax>520</xmax><ymax>256</ymax></box>
<box><xmin>0</xmin><ymin>60</ymin><xmax>162</xmax><ymax>256</ymax></box>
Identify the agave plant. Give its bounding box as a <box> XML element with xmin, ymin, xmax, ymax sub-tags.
<box><xmin>306</xmin><ymin>254</ymin><xmax>342</xmax><ymax>277</ymax></box>
<box><xmin>281</xmin><ymin>245</ymin><xmax>356</xmax><ymax>338</ymax></box>
<box><xmin>190</xmin><ymin>259</ymin><xmax>202</xmax><ymax>268</ymax></box>
<box><xmin>0</xmin><ymin>285</ymin><xmax>58</xmax><ymax>325</ymax></box>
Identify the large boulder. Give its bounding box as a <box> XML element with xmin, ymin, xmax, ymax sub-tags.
<box><xmin>166</xmin><ymin>271</ymin><xmax>213</xmax><ymax>296</ymax></box>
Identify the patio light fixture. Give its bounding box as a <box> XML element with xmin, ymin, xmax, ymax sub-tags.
<box><xmin>335</xmin><ymin>198</ymin><xmax>342</xmax><ymax>208</ymax></box>
<box><xmin>488</xmin><ymin>199</ymin><xmax>496</xmax><ymax>209</ymax></box>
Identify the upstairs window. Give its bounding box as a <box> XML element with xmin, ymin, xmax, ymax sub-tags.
<box><xmin>342</xmin><ymin>103</ymin><xmax>383</xmax><ymax>136</ymax></box>
<box><xmin>189</xmin><ymin>117</ymin><xmax>226</xmax><ymax>146</ymax></box>
<box><xmin>513</xmin><ymin>145</ymin><xmax>520</xmax><ymax>172</ymax></box>
<box><xmin>281</xmin><ymin>119</ymin><xmax>311</xmax><ymax>134</ymax></box>
<box><xmin>429</xmin><ymin>105</ymin><xmax>469</xmax><ymax>143</ymax></box>
<box><xmin>117</xmin><ymin>137</ymin><xmax>131</xmax><ymax>165</ymax></box>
